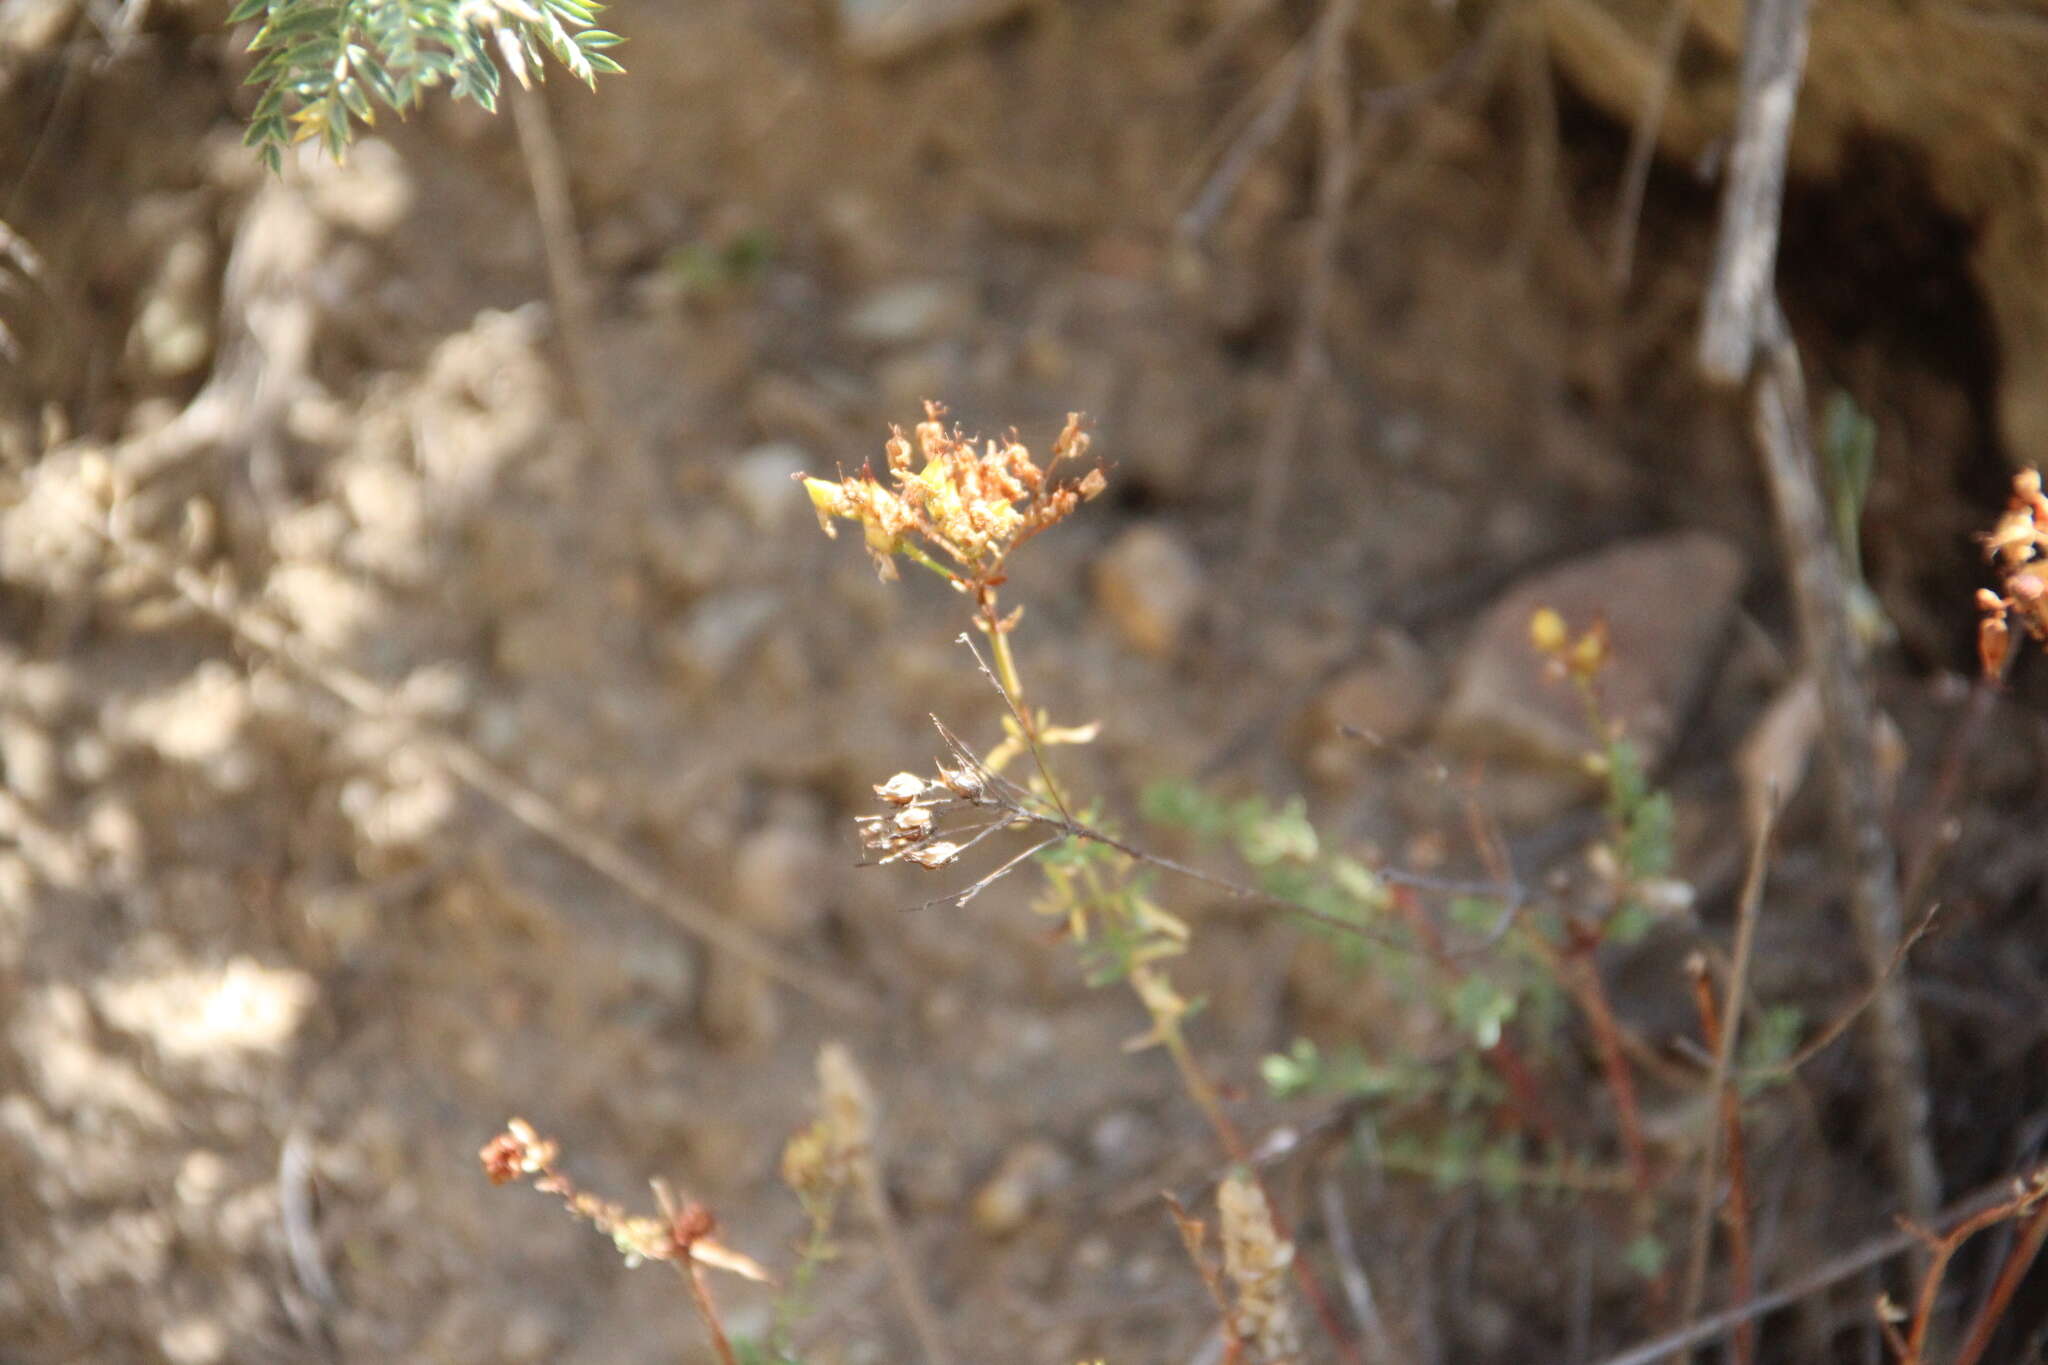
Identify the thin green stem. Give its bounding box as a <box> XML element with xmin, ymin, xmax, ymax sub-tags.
<box><xmin>981</xmin><ymin>593</ymin><xmax>1074</xmax><ymax>821</ymax></box>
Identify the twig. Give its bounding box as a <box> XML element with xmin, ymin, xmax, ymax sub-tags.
<box><xmin>1319</xmin><ymin>1171</ymin><xmax>1397</xmax><ymax>1363</ymax></box>
<box><xmin>1565</xmin><ymin>926</ymin><xmax>1653</xmax><ymax>1202</ymax></box>
<box><xmin>1676</xmin><ymin>800</ymin><xmax>1774</xmax><ymax>1361</ymax></box>
<box><xmin>1590</xmin><ymin>1170</ymin><xmax>2046</xmax><ymax>1365</ymax></box>
<box><xmin>1696</xmin><ymin>0</ymin><xmax>1810</xmax><ymax>382</ymax></box>
<box><xmin>1178</xmin><ymin>22</ymin><xmax>1320</xmax><ymax>242</ymax></box>
<box><xmin>1606</xmin><ymin>0</ymin><xmax>1695</xmax><ymax>292</ymax></box>
<box><xmin>654</xmin><ymin>1182</ymin><xmax>742</xmax><ymax>1365</ymax></box>
<box><xmin>279</xmin><ymin>1129</ymin><xmax>339</xmax><ymax>1308</ymax></box>
<box><xmin>1751</xmin><ymin>297</ymin><xmax>1941</xmax><ymax>1220</ymax></box>
<box><xmin>1894</xmin><ymin>1170</ymin><xmax>2048</xmax><ymax>1365</ymax></box>
<box><xmin>1741</xmin><ymin>909</ymin><xmax>1940</xmax><ymax>1101</ymax></box>
<box><xmin>1682</xmin><ymin>964</ymin><xmax>1759</xmax><ymax>1365</ymax></box>
<box><xmin>1241</xmin><ymin>0</ymin><xmax>1361</xmax><ymax>566</ymax></box>
<box><xmin>77</xmin><ymin>494</ymin><xmax>874</xmax><ymax>1017</ymax></box>
<box><xmin>1508</xmin><ymin>2</ymin><xmax>1560</xmax><ymax>269</ymax></box>
<box><xmin>1953</xmin><ymin>1186</ymin><xmax>2048</xmax><ymax>1365</ymax></box>
<box><xmin>509</xmin><ymin>86</ymin><xmax>603</xmax><ymax>424</ymax></box>
<box><xmin>851</xmin><ymin>1145</ymin><xmax>954</xmax><ymax>1365</ymax></box>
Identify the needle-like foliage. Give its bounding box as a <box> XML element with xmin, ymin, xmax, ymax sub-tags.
<box><xmin>230</xmin><ymin>0</ymin><xmax>624</xmax><ymax>170</ymax></box>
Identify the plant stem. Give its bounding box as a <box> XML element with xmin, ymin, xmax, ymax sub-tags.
<box><xmin>676</xmin><ymin>1255</ymin><xmax>740</xmax><ymax>1365</ymax></box>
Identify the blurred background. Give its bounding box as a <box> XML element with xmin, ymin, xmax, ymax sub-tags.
<box><xmin>2</xmin><ymin>0</ymin><xmax>2047</xmax><ymax>1360</ymax></box>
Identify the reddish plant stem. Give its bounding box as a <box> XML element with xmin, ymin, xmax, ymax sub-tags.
<box><xmin>1900</xmin><ymin>1201</ymin><xmax>2022</xmax><ymax>1365</ymax></box>
<box><xmin>1688</xmin><ymin>966</ymin><xmax>1758</xmax><ymax>1365</ymax></box>
<box><xmin>1390</xmin><ymin>885</ymin><xmax>1557</xmax><ymax>1141</ymax></box>
<box><xmin>675</xmin><ymin>1255</ymin><xmax>739</xmax><ymax>1365</ymax></box>
<box><xmin>1953</xmin><ymin>1187</ymin><xmax>2048</xmax><ymax>1365</ymax></box>
<box><xmin>1565</xmin><ymin>927</ymin><xmax>1652</xmax><ymax>1198</ymax></box>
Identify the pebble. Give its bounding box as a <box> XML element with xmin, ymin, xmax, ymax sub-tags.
<box><xmin>0</xmin><ymin>714</ymin><xmax>59</xmax><ymax>807</ymax></box>
<box><xmin>1436</xmin><ymin>531</ymin><xmax>1745</xmax><ymax>810</ymax></box>
<box><xmin>1092</xmin><ymin>523</ymin><xmax>1204</xmax><ymax>658</ymax></box>
<box><xmin>661</xmin><ymin>590</ymin><xmax>782</xmax><ymax>686</ymax></box>
<box><xmin>116</xmin><ymin>662</ymin><xmax>250</xmax><ymax>773</ymax></box>
<box><xmin>723</xmin><ymin>442</ymin><xmax>812</xmax><ymax>531</ymax></box>
<box><xmin>836</xmin><ymin>0</ymin><xmax>1030</xmax><ymax>64</ymax></box>
<box><xmin>972</xmin><ymin>1139</ymin><xmax>1074</xmax><ymax>1236</ymax></box>
<box><xmin>730</xmin><ymin>821</ymin><xmax>828</xmax><ymax>939</ymax></box>
<box><xmin>842</xmin><ymin>279</ymin><xmax>976</xmax><ymax>346</ymax></box>
<box><xmin>1086</xmin><ymin>1108</ymin><xmax>1162</xmax><ymax>1177</ymax></box>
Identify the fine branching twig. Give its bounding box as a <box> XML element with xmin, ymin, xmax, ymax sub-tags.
<box><xmin>1676</xmin><ymin>798</ymin><xmax>1775</xmax><ymax>1360</ymax></box>
<box><xmin>1607</xmin><ymin>0</ymin><xmax>1694</xmax><ymax>292</ymax></box>
<box><xmin>1591</xmin><ymin>1168</ymin><xmax>2047</xmax><ymax>1365</ymax></box>
<box><xmin>1241</xmin><ymin>0</ymin><xmax>1361</xmax><ymax>566</ymax></box>
<box><xmin>1751</xmin><ymin>298</ymin><xmax>1941</xmax><ymax>1220</ymax></box>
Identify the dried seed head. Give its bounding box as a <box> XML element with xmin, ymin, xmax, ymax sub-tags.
<box><xmin>893</xmin><ymin>805</ymin><xmax>935</xmax><ymax>837</ymax></box>
<box><xmin>904</xmin><ymin>840</ymin><xmax>963</xmax><ymax>869</ymax></box>
<box><xmin>817</xmin><ymin>1041</ymin><xmax>875</xmax><ymax>1155</ymax></box>
<box><xmin>938</xmin><ymin>765</ymin><xmax>984</xmax><ymax>798</ymax></box>
<box><xmin>875</xmin><ymin>772</ymin><xmax>928</xmax><ymax>804</ymax></box>
<box><xmin>1218</xmin><ymin>1170</ymin><xmax>1299</xmax><ymax>1362</ymax></box>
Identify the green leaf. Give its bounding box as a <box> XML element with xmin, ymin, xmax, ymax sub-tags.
<box><xmin>1237</xmin><ymin>795</ymin><xmax>1318</xmax><ymax>866</ymax></box>
<box><xmin>1623</xmin><ymin>1232</ymin><xmax>1669</xmax><ymax>1280</ymax></box>
<box><xmin>1449</xmin><ymin>975</ymin><xmax>1517</xmax><ymax>1050</ymax></box>
<box><xmin>228</xmin><ymin>0</ymin><xmax>271</xmax><ymax>23</ymax></box>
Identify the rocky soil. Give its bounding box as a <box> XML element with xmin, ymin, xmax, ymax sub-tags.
<box><xmin>2</xmin><ymin>2</ymin><xmax>2045</xmax><ymax>1363</ymax></box>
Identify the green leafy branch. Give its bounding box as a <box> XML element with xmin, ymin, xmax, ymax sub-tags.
<box><xmin>231</xmin><ymin>0</ymin><xmax>624</xmax><ymax>169</ymax></box>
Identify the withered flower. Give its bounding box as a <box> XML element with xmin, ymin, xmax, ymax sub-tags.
<box><xmin>801</xmin><ymin>402</ymin><xmax>1103</xmax><ymax>589</ymax></box>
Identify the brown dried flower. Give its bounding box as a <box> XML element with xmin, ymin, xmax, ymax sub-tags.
<box><xmin>1976</xmin><ymin>467</ymin><xmax>2048</xmax><ymax>677</ymax></box>
<box><xmin>802</xmin><ymin>402</ymin><xmax>1103</xmax><ymax>587</ymax></box>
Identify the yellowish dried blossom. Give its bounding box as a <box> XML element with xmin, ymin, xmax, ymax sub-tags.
<box><xmin>801</xmin><ymin>401</ymin><xmax>1103</xmax><ymax>586</ymax></box>
<box><xmin>1218</xmin><ymin>1170</ymin><xmax>1300</xmax><ymax>1363</ymax></box>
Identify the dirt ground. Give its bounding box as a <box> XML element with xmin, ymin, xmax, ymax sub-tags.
<box><xmin>2</xmin><ymin>3</ymin><xmax>2045</xmax><ymax>1363</ymax></box>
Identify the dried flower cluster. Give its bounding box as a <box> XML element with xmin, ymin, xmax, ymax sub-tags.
<box><xmin>1218</xmin><ymin>1170</ymin><xmax>1302</xmax><ymax>1363</ymax></box>
<box><xmin>802</xmin><ymin>402</ymin><xmax>1103</xmax><ymax>590</ymax></box>
<box><xmin>856</xmin><ymin>764</ymin><xmax>1000</xmax><ymax>871</ymax></box>
<box><xmin>1975</xmin><ymin>467</ymin><xmax>2048</xmax><ymax>677</ymax></box>
<box><xmin>480</xmin><ymin>1119</ymin><xmax>769</xmax><ymax>1281</ymax></box>
<box><xmin>781</xmin><ymin>1042</ymin><xmax>876</xmax><ymax>1203</ymax></box>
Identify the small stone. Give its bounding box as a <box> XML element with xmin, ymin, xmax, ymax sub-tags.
<box><xmin>724</xmin><ymin>443</ymin><xmax>811</xmax><ymax>531</ymax></box>
<box><xmin>837</xmin><ymin>0</ymin><xmax>1029</xmax><ymax>61</ymax></box>
<box><xmin>159</xmin><ymin>1316</ymin><xmax>226</xmax><ymax>1365</ymax></box>
<box><xmin>730</xmin><ymin>822</ymin><xmax>828</xmax><ymax>939</ymax></box>
<box><xmin>641</xmin><ymin>508</ymin><xmax>741</xmax><ymax>600</ymax></box>
<box><xmin>117</xmin><ymin>662</ymin><xmax>250</xmax><ymax>772</ymax></box>
<box><xmin>126</xmin><ymin>229</ymin><xmax>214</xmax><ymax>380</ymax></box>
<box><xmin>1436</xmin><ymin>532</ymin><xmax>1745</xmax><ymax>807</ymax></box>
<box><xmin>842</xmin><ymin>279</ymin><xmax>975</xmax><ymax>346</ymax></box>
<box><xmin>1297</xmin><ymin>630</ymin><xmax>1438</xmax><ymax>788</ymax></box>
<box><xmin>972</xmin><ymin>1139</ymin><xmax>1073</xmax><ymax>1237</ymax></box>
<box><xmin>1087</xmin><ymin>1108</ymin><xmax>1162</xmax><ymax>1177</ymax></box>
<box><xmin>662</xmin><ymin>590</ymin><xmax>782</xmax><ymax>686</ymax></box>
<box><xmin>0</xmin><ymin>714</ymin><xmax>59</xmax><ymax>806</ymax></box>
<box><xmin>1093</xmin><ymin>523</ymin><xmax>1204</xmax><ymax>658</ymax></box>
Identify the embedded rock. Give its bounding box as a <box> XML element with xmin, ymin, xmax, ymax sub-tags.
<box><xmin>1437</xmin><ymin>531</ymin><xmax>1745</xmax><ymax>791</ymax></box>
<box><xmin>1093</xmin><ymin>523</ymin><xmax>1204</xmax><ymax>658</ymax></box>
